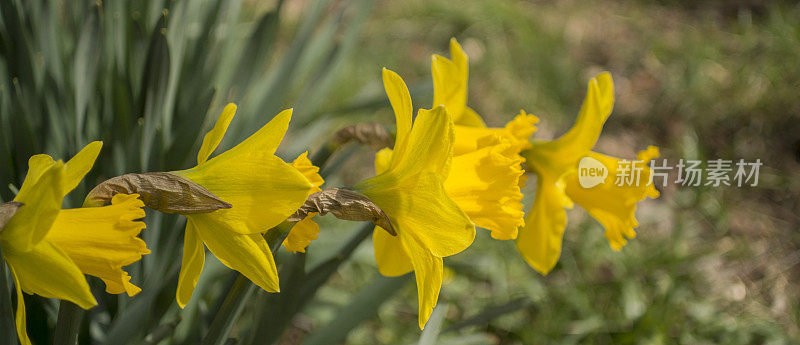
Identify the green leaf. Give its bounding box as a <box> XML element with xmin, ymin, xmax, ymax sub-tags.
<box><xmin>201</xmin><ymin>226</ymin><xmax>290</xmax><ymax>345</ymax></box>
<box><xmin>139</xmin><ymin>13</ymin><xmax>170</xmax><ymax>170</ymax></box>
<box><xmin>52</xmin><ymin>301</ymin><xmax>84</xmax><ymax>345</ymax></box>
<box><xmin>0</xmin><ymin>248</ymin><xmax>17</xmax><ymax>345</ymax></box>
<box><xmin>418</xmin><ymin>303</ymin><xmax>448</xmax><ymax>345</ymax></box>
<box><xmin>72</xmin><ymin>4</ymin><xmax>101</xmax><ymax>147</ymax></box>
<box><xmin>301</xmin><ymin>275</ymin><xmax>412</xmax><ymax>345</ymax></box>
<box><xmin>444</xmin><ymin>297</ymin><xmax>532</xmax><ymax>333</ymax></box>
<box><xmin>244</xmin><ymin>253</ymin><xmax>307</xmax><ymax>345</ymax></box>
<box><xmin>201</xmin><ymin>275</ymin><xmax>258</xmax><ymax>345</ymax></box>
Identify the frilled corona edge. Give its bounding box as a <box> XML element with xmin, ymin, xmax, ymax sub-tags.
<box><xmin>83</xmin><ymin>172</ymin><xmax>232</xmax><ymax>214</ymax></box>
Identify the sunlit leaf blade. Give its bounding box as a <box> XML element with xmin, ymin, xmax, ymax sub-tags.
<box><xmin>139</xmin><ymin>14</ymin><xmax>171</xmax><ymax>171</ymax></box>
<box><xmin>418</xmin><ymin>303</ymin><xmax>448</xmax><ymax>345</ymax></box>
<box><xmin>0</xmin><ymin>248</ymin><xmax>16</xmax><ymax>345</ymax></box>
<box><xmin>301</xmin><ymin>275</ymin><xmax>412</xmax><ymax>345</ymax></box>
<box><xmin>444</xmin><ymin>297</ymin><xmax>532</xmax><ymax>333</ymax></box>
<box><xmin>244</xmin><ymin>253</ymin><xmax>307</xmax><ymax>344</ymax></box>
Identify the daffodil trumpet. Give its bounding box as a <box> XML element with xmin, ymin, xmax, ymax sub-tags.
<box><xmin>0</xmin><ymin>142</ymin><xmax>149</xmax><ymax>345</ymax></box>
<box><xmin>430</xmin><ymin>38</ymin><xmax>537</xmax><ymax>240</ymax></box>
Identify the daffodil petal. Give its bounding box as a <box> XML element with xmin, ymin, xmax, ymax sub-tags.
<box><xmin>403</xmin><ymin>235</ymin><xmax>443</xmax><ymax>330</ymax></box>
<box><xmin>381</xmin><ymin>68</ymin><xmax>413</xmax><ymax>159</ymax></box>
<box><xmin>445</xmin><ymin>139</ymin><xmax>525</xmax><ymax>240</ymax></box>
<box><xmin>368</xmin><ymin>173</ymin><xmax>475</xmax><ymax>258</ymax></box>
<box><xmin>197</xmin><ymin>103</ymin><xmax>237</xmax><ymax>165</ymax></box>
<box><xmin>15</xmin><ymin>154</ymin><xmax>56</xmax><ymax>196</ymax></box>
<box><xmin>190</xmin><ymin>214</ymin><xmax>279</xmax><ymax>292</ymax></box>
<box><xmin>46</xmin><ymin>193</ymin><xmax>148</xmax><ymax>296</ymax></box>
<box><xmin>215</xmin><ymin>108</ymin><xmax>293</xmax><ymax>159</ymax></box>
<box><xmin>3</xmin><ymin>162</ymin><xmax>65</xmax><ymax>252</ymax></box>
<box><xmin>457</xmin><ymin>106</ymin><xmax>487</xmax><ymax>127</ymax></box>
<box><xmin>372</xmin><ymin>226</ymin><xmax>413</xmax><ymax>276</ymax></box>
<box><xmin>391</xmin><ymin>106</ymin><xmax>454</xmax><ymax>178</ymax></box>
<box><xmin>9</xmin><ymin>265</ymin><xmax>31</xmax><ymax>345</ymax></box>
<box><xmin>432</xmin><ymin>38</ymin><xmax>469</xmax><ymax>125</ymax></box>
<box><xmin>291</xmin><ymin>151</ymin><xmax>324</xmax><ymax>192</ymax></box>
<box><xmin>516</xmin><ymin>175</ymin><xmax>570</xmax><ymax>275</ymax></box>
<box><xmin>565</xmin><ymin>147</ymin><xmax>660</xmax><ymax>250</ymax></box>
<box><xmin>4</xmin><ymin>240</ymin><xmax>96</xmax><ymax>309</ymax></box>
<box><xmin>452</xmin><ymin>110</ymin><xmax>538</xmax><ymax>157</ymax></box>
<box><xmin>374</xmin><ymin>148</ymin><xmax>393</xmax><ymax>175</ymax></box>
<box><xmin>358</xmin><ymin>104</ymin><xmax>474</xmax><ymax>258</ymax></box>
<box><xmin>63</xmin><ymin>141</ymin><xmax>102</xmax><ymax>194</ymax></box>
<box><xmin>177</xmin><ymin>152</ymin><xmax>313</xmax><ymax>234</ymax></box>
<box><xmin>556</xmin><ymin>72</ymin><xmax>613</xmax><ymax>151</ymax></box>
<box><xmin>453</xmin><ymin>126</ymin><xmax>507</xmax><ymax>156</ymax></box>
<box><xmin>283</xmin><ymin>213</ymin><xmax>320</xmax><ymax>253</ymax></box>
<box><xmin>177</xmin><ymin>221</ymin><xmax>205</xmax><ymax>308</ymax></box>
<box><xmin>528</xmin><ymin>72</ymin><xmax>614</xmax><ymax>173</ymax></box>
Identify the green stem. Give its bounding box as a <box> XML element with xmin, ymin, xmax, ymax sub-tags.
<box><xmin>0</xmin><ymin>249</ymin><xmax>16</xmax><ymax>345</ymax></box>
<box><xmin>201</xmin><ymin>227</ymin><xmax>290</xmax><ymax>345</ymax></box>
<box><xmin>53</xmin><ymin>301</ymin><xmax>84</xmax><ymax>345</ymax></box>
<box><xmin>200</xmin><ymin>275</ymin><xmax>257</xmax><ymax>345</ymax></box>
<box><xmin>246</xmin><ymin>223</ymin><xmax>373</xmax><ymax>345</ymax></box>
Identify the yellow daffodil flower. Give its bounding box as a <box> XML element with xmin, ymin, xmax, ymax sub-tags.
<box><xmin>0</xmin><ymin>142</ymin><xmax>148</xmax><ymax>345</ymax></box>
<box><xmin>355</xmin><ymin>68</ymin><xmax>475</xmax><ymax>329</ymax></box>
<box><xmin>173</xmin><ymin>104</ymin><xmax>319</xmax><ymax>307</ymax></box>
<box><xmin>431</xmin><ymin>38</ymin><xmax>538</xmax><ymax>239</ymax></box>
<box><xmin>563</xmin><ymin>146</ymin><xmax>660</xmax><ymax>250</ymax></box>
<box><xmin>516</xmin><ymin>72</ymin><xmax>660</xmax><ymax>275</ymax></box>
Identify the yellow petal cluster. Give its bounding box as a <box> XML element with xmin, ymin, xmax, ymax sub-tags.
<box><xmin>355</xmin><ymin>69</ymin><xmax>475</xmax><ymax>329</ymax></box>
<box><xmin>0</xmin><ymin>142</ymin><xmax>148</xmax><ymax>345</ymax></box>
<box><xmin>432</xmin><ymin>39</ymin><xmax>536</xmax><ymax>240</ymax></box>
<box><xmin>516</xmin><ymin>72</ymin><xmax>660</xmax><ymax>275</ymax></box>
<box><xmin>173</xmin><ymin>104</ymin><xmax>319</xmax><ymax>307</ymax></box>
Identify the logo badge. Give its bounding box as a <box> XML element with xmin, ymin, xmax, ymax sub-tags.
<box><xmin>578</xmin><ymin>156</ymin><xmax>607</xmax><ymax>188</ymax></box>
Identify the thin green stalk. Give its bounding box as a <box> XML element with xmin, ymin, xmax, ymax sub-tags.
<box><xmin>0</xmin><ymin>249</ymin><xmax>16</xmax><ymax>345</ymax></box>
<box><xmin>200</xmin><ymin>275</ymin><xmax>257</xmax><ymax>345</ymax></box>
<box><xmin>201</xmin><ymin>227</ymin><xmax>290</xmax><ymax>345</ymax></box>
<box><xmin>247</xmin><ymin>223</ymin><xmax>374</xmax><ymax>344</ymax></box>
<box><xmin>53</xmin><ymin>301</ymin><xmax>84</xmax><ymax>345</ymax></box>
<box><xmin>301</xmin><ymin>274</ymin><xmax>411</xmax><ymax>345</ymax></box>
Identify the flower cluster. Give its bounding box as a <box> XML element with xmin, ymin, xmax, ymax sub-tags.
<box><xmin>0</xmin><ymin>38</ymin><xmax>658</xmax><ymax>342</ymax></box>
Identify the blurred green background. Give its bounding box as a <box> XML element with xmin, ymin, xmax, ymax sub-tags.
<box><xmin>1</xmin><ymin>0</ymin><xmax>799</xmax><ymax>344</ymax></box>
